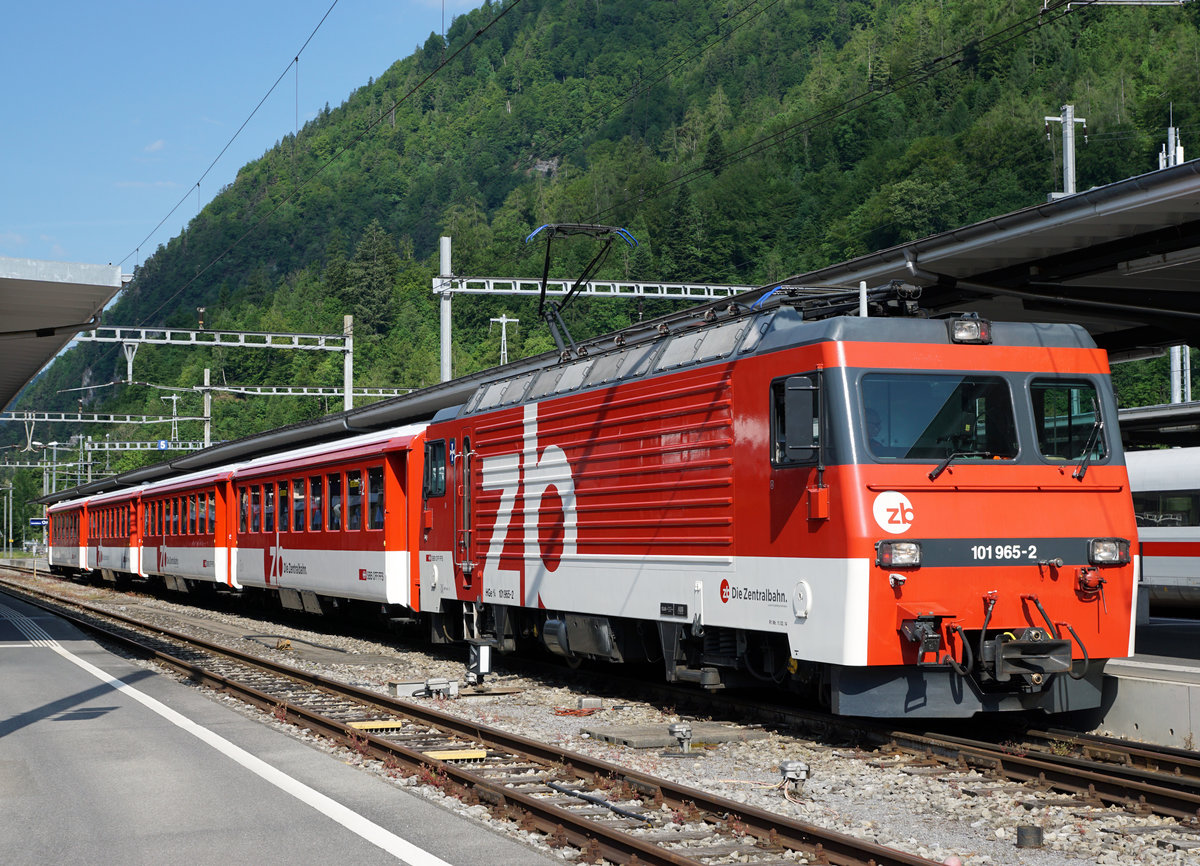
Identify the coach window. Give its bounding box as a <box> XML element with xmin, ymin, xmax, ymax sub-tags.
<box><xmin>292</xmin><ymin>479</ymin><xmax>305</xmax><ymax>531</ymax></box>
<box><xmin>346</xmin><ymin>470</ymin><xmax>363</xmax><ymax>531</ymax></box>
<box><xmin>239</xmin><ymin>488</ymin><xmax>249</xmax><ymax>533</ymax></box>
<box><xmin>276</xmin><ymin>481</ymin><xmax>288</xmax><ymax>532</ymax></box>
<box><xmin>264</xmin><ymin>484</ymin><xmax>275</xmax><ymax>533</ymax></box>
<box><xmin>1132</xmin><ymin>490</ymin><xmax>1200</xmax><ymax>527</ymax></box>
<box><xmin>367</xmin><ymin>467</ymin><xmax>384</xmax><ymax>529</ymax></box>
<box><xmin>770</xmin><ymin>374</ymin><xmax>820</xmax><ymax>465</ymax></box>
<box><xmin>309</xmin><ymin>476</ymin><xmax>323</xmax><ymax>531</ymax></box>
<box><xmin>250</xmin><ymin>486</ymin><xmax>261</xmax><ymax>533</ymax></box>
<box><xmin>328</xmin><ymin>472</ymin><xmax>342</xmax><ymax>531</ymax></box>
<box><xmin>424</xmin><ymin>440</ymin><xmax>446</xmax><ymax>498</ymax></box>
<box><xmin>207</xmin><ymin>492</ymin><xmax>216</xmax><ymax>535</ymax></box>
<box><xmin>188</xmin><ymin>496</ymin><xmax>196</xmax><ymax>535</ymax></box>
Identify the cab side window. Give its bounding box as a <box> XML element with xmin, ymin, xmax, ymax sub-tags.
<box><xmin>770</xmin><ymin>374</ymin><xmax>820</xmax><ymax>465</ymax></box>
<box><xmin>424</xmin><ymin>440</ymin><xmax>447</xmax><ymax>498</ymax></box>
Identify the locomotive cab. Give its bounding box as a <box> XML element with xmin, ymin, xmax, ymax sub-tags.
<box><xmin>770</xmin><ymin>314</ymin><xmax>1136</xmax><ymax>717</ymax></box>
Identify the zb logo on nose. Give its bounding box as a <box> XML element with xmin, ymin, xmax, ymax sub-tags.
<box><xmin>872</xmin><ymin>491</ymin><xmax>915</xmax><ymax>534</ymax></box>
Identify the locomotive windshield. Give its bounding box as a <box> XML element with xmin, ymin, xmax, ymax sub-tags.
<box><xmin>1030</xmin><ymin>379</ymin><xmax>1107</xmax><ymax>462</ymax></box>
<box><xmin>861</xmin><ymin>373</ymin><xmax>1018</xmax><ymax>460</ymax></box>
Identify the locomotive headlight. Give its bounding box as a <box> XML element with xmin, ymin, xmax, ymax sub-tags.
<box><xmin>949</xmin><ymin>314</ymin><xmax>992</xmax><ymax>344</ymax></box>
<box><xmin>1088</xmin><ymin>537</ymin><xmax>1130</xmax><ymax>566</ymax></box>
<box><xmin>876</xmin><ymin>540</ymin><xmax>922</xmax><ymax>568</ymax></box>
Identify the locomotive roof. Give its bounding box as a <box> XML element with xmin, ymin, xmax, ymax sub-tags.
<box><xmin>453</xmin><ymin>308</ymin><xmax>1099</xmax><ymax>419</ymax></box>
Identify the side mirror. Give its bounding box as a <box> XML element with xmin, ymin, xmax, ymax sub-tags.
<box><xmin>784</xmin><ymin>375</ymin><xmax>817</xmax><ymax>461</ymax></box>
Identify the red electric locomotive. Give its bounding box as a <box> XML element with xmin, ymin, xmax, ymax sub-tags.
<box><xmin>417</xmin><ymin>306</ymin><xmax>1137</xmax><ymax>717</ymax></box>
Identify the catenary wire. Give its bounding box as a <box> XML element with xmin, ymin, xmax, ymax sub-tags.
<box><xmin>117</xmin><ymin>0</ymin><xmax>341</xmax><ymax>269</ymax></box>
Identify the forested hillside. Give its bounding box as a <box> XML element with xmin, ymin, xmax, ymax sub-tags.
<box><xmin>13</xmin><ymin>0</ymin><xmax>1200</xmax><ymax>484</ymax></box>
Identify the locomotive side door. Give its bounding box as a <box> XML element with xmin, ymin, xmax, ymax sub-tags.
<box><xmin>454</xmin><ymin>431</ymin><xmax>478</xmax><ymax>600</ymax></box>
<box><xmin>420</xmin><ymin>433</ymin><xmax>479</xmax><ymax>613</ymax></box>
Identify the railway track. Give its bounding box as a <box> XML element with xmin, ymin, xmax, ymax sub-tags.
<box><xmin>645</xmin><ymin>676</ymin><xmax>1200</xmax><ymax>825</ymax></box>
<box><xmin>0</xmin><ymin>570</ymin><xmax>937</xmax><ymax>866</ymax></box>
<box><xmin>9</xmin><ymin>564</ymin><xmax>1200</xmax><ymax>855</ymax></box>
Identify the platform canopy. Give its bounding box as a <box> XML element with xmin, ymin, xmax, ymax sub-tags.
<box><xmin>789</xmin><ymin>159</ymin><xmax>1200</xmax><ymax>359</ymax></box>
<box><xmin>0</xmin><ymin>257</ymin><xmax>124</xmax><ymax>412</ymax></box>
<box><xmin>1118</xmin><ymin>401</ymin><xmax>1200</xmax><ymax>449</ymax></box>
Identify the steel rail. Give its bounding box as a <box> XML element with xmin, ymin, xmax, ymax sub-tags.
<box><xmin>879</xmin><ymin>729</ymin><xmax>1200</xmax><ymax>821</ymax></box>
<box><xmin>0</xmin><ymin>575</ymin><xmax>936</xmax><ymax>866</ymax></box>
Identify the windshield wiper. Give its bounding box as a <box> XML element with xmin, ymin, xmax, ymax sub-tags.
<box><xmin>929</xmin><ymin>450</ymin><xmax>993</xmax><ymax>481</ymax></box>
<box><xmin>1072</xmin><ymin>398</ymin><xmax>1103</xmax><ymax>480</ymax></box>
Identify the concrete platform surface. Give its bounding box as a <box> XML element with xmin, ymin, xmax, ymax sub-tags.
<box><xmin>0</xmin><ymin>591</ymin><xmax>556</xmax><ymax>866</ymax></box>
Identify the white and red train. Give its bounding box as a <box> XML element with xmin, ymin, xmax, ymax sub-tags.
<box><xmin>47</xmin><ymin>302</ymin><xmax>1139</xmax><ymax>718</ymax></box>
<box><xmin>1127</xmin><ymin>446</ymin><xmax>1200</xmax><ymax>617</ymax></box>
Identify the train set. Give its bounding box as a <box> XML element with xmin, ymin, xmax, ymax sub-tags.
<box><xmin>44</xmin><ymin>293</ymin><xmax>1139</xmax><ymax>718</ymax></box>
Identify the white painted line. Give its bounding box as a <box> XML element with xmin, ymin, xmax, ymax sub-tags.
<box><xmin>49</xmin><ymin>642</ymin><xmax>455</xmax><ymax>866</ymax></box>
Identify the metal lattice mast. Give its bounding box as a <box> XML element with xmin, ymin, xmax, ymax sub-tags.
<box><xmin>433</xmin><ymin>237</ymin><xmax>755</xmax><ymax>381</ymax></box>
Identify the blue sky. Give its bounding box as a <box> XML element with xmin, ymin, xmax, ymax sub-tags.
<box><xmin>1</xmin><ymin>1</ymin><xmax>477</xmax><ymax>270</ymax></box>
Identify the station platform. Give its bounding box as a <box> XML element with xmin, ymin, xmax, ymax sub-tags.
<box><xmin>1093</xmin><ymin>615</ymin><xmax>1200</xmax><ymax>748</ymax></box>
<box><xmin>0</xmin><ymin>591</ymin><xmax>555</xmax><ymax>866</ymax></box>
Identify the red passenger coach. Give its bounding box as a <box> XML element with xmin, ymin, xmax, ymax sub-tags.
<box><xmin>230</xmin><ymin>425</ymin><xmax>426</xmax><ymax>615</ymax></box>
<box><xmin>419</xmin><ymin>309</ymin><xmax>1137</xmax><ymax>717</ymax></box>
<box><xmin>85</xmin><ymin>486</ymin><xmax>144</xmax><ymax>581</ymax></box>
<box><xmin>48</xmin><ymin>498</ymin><xmax>88</xmax><ymax>576</ymax></box>
<box><xmin>142</xmin><ymin>468</ymin><xmax>234</xmax><ymax>590</ymax></box>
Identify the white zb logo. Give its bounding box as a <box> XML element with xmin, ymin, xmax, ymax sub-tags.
<box><xmin>481</xmin><ymin>404</ymin><xmax>577</xmax><ymax>581</ymax></box>
<box><xmin>872</xmin><ymin>491</ymin><xmax>915</xmax><ymax>535</ymax></box>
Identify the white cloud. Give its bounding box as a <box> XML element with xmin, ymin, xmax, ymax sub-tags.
<box><xmin>0</xmin><ymin>232</ymin><xmax>28</xmax><ymax>248</ymax></box>
<box><xmin>144</xmin><ymin>139</ymin><xmax>165</xmax><ymax>153</ymax></box>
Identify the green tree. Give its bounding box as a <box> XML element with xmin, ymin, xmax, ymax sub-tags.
<box><xmin>345</xmin><ymin>220</ymin><xmax>400</xmax><ymax>336</ymax></box>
